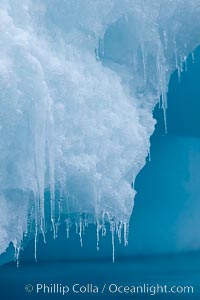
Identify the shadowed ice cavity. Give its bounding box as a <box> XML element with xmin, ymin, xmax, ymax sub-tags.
<box><xmin>127</xmin><ymin>46</ymin><xmax>200</xmax><ymax>256</ymax></box>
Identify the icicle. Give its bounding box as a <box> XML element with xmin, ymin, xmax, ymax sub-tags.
<box><xmin>183</xmin><ymin>55</ymin><xmax>188</xmax><ymax>72</ymax></box>
<box><xmin>96</xmin><ymin>219</ymin><xmax>100</xmax><ymax>251</ymax></box>
<box><xmin>123</xmin><ymin>222</ymin><xmax>129</xmax><ymax>247</ymax></box>
<box><xmin>156</xmin><ymin>40</ymin><xmax>168</xmax><ymax>133</ymax></box>
<box><xmin>156</xmin><ymin>49</ymin><xmax>162</xmax><ymax>108</ymax></box>
<box><xmin>79</xmin><ymin>216</ymin><xmax>83</xmax><ymax>247</ymax></box>
<box><xmin>116</xmin><ymin>221</ymin><xmax>123</xmax><ymax>244</ymax></box>
<box><xmin>58</xmin><ymin>199</ymin><xmax>62</xmax><ymax>223</ymax></box>
<box><xmin>192</xmin><ymin>52</ymin><xmax>195</xmax><ymax>64</ymax></box>
<box><xmin>177</xmin><ymin>65</ymin><xmax>181</xmax><ymax>83</ymax></box>
<box><xmin>101</xmin><ymin>211</ymin><xmax>107</xmax><ymax>236</ymax></box>
<box><xmin>180</xmin><ymin>59</ymin><xmax>184</xmax><ymax>73</ymax></box>
<box><xmin>34</xmin><ymin>166</ymin><xmax>45</xmax><ymax>239</ymax></box>
<box><xmin>55</xmin><ymin>224</ymin><xmax>59</xmax><ymax>239</ymax></box>
<box><xmin>26</xmin><ymin>201</ymin><xmax>34</xmax><ymax>237</ymax></box>
<box><xmin>48</xmin><ymin>114</ymin><xmax>56</xmax><ymax>239</ymax></box>
<box><xmin>57</xmin><ymin>182</ymin><xmax>63</xmax><ymax>223</ymax></box>
<box><xmin>162</xmin><ymin>92</ymin><xmax>168</xmax><ymax>134</ymax></box>
<box><xmin>111</xmin><ymin>222</ymin><xmax>115</xmax><ymax>263</ymax></box>
<box><xmin>83</xmin><ymin>214</ymin><xmax>88</xmax><ymax>229</ymax></box>
<box><xmin>33</xmin><ymin>88</ymin><xmax>47</xmax><ymax>240</ymax></box>
<box><xmin>173</xmin><ymin>38</ymin><xmax>179</xmax><ymax>69</ymax></box>
<box><xmin>163</xmin><ymin>30</ymin><xmax>168</xmax><ymax>50</ymax></box>
<box><xmin>40</xmin><ymin>222</ymin><xmax>46</xmax><ymax>244</ymax></box>
<box><xmin>51</xmin><ymin>214</ymin><xmax>56</xmax><ymax>239</ymax></box>
<box><xmin>16</xmin><ymin>249</ymin><xmax>20</xmax><ymax>268</ymax></box>
<box><xmin>148</xmin><ymin>148</ymin><xmax>151</xmax><ymax>162</ymax></box>
<box><xmin>160</xmin><ymin>62</ymin><xmax>168</xmax><ymax>134</ymax></box>
<box><xmin>141</xmin><ymin>43</ymin><xmax>147</xmax><ymax>85</ymax></box>
<box><xmin>49</xmin><ymin>176</ymin><xmax>56</xmax><ymax>239</ymax></box>
<box><xmin>13</xmin><ymin>240</ymin><xmax>20</xmax><ymax>268</ymax></box>
<box><xmin>34</xmin><ymin>194</ymin><xmax>39</xmax><ymax>262</ymax></box>
<box><xmin>39</xmin><ymin>199</ymin><xmax>46</xmax><ymax>244</ymax></box>
<box><xmin>65</xmin><ymin>218</ymin><xmax>71</xmax><ymax>239</ymax></box>
<box><xmin>102</xmin><ymin>225</ymin><xmax>106</xmax><ymax>237</ymax></box>
<box><xmin>34</xmin><ymin>231</ymin><xmax>38</xmax><ymax>263</ymax></box>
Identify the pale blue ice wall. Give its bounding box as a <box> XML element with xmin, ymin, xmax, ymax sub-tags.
<box><xmin>1</xmin><ymin>48</ymin><xmax>200</xmax><ymax>264</ymax></box>
<box><xmin>19</xmin><ymin>47</ymin><xmax>200</xmax><ymax>262</ymax></box>
<box><xmin>1</xmin><ymin>0</ymin><xmax>200</xmax><ymax>260</ymax></box>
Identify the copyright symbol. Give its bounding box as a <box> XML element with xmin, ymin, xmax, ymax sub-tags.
<box><xmin>25</xmin><ymin>284</ymin><xmax>34</xmax><ymax>293</ymax></box>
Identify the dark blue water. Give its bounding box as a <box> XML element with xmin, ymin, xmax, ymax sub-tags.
<box><xmin>1</xmin><ymin>251</ymin><xmax>200</xmax><ymax>300</ymax></box>
<box><xmin>1</xmin><ymin>48</ymin><xmax>200</xmax><ymax>300</ymax></box>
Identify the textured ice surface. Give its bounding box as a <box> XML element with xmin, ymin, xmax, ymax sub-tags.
<box><xmin>0</xmin><ymin>0</ymin><xmax>200</xmax><ymax>259</ymax></box>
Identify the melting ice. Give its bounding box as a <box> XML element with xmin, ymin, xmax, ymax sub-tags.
<box><xmin>0</xmin><ymin>0</ymin><xmax>200</xmax><ymax>262</ymax></box>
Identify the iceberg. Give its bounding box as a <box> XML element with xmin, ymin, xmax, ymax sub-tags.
<box><xmin>0</xmin><ymin>0</ymin><xmax>200</xmax><ymax>263</ymax></box>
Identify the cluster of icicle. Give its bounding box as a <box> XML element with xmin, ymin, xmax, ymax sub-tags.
<box><xmin>0</xmin><ymin>0</ymin><xmax>200</xmax><ymax>265</ymax></box>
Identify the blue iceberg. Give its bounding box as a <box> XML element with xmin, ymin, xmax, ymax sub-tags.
<box><xmin>0</xmin><ymin>0</ymin><xmax>200</xmax><ymax>265</ymax></box>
